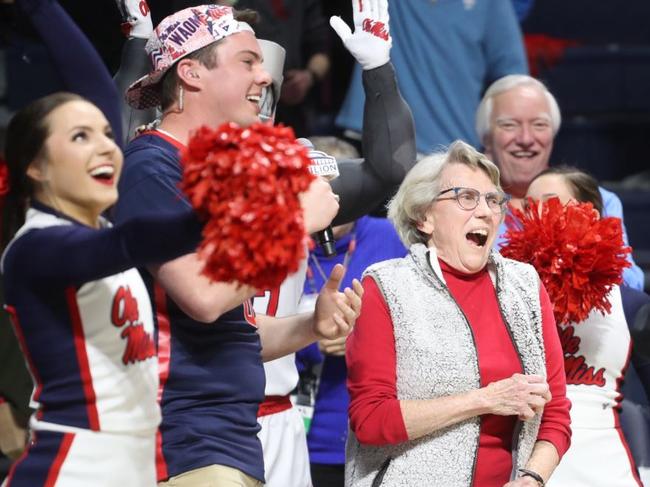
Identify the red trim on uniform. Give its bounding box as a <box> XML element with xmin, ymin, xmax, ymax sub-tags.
<box><xmin>257</xmin><ymin>395</ymin><xmax>292</xmax><ymax>417</ymax></box>
<box><xmin>140</xmin><ymin>129</ymin><xmax>186</xmax><ymax>151</ymax></box>
<box><xmin>614</xmin><ymin>418</ymin><xmax>644</xmax><ymax>487</ymax></box>
<box><xmin>614</xmin><ymin>340</ymin><xmax>634</xmax><ymax>411</ymax></box>
<box><xmin>65</xmin><ymin>287</ymin><xmax>100</xmax><ymax>431</ymax></box>
<box><xmin>44</xmin><ymin>433</ymin><xmax>75</xmax><ymax>487</ymax></box>
<box><xmin>613</xmin><ymin>342</ymin><xmax>643</xmax><ymax>486</ymax></box>
<box><xmin>242</xmin><ymin>299</ymin><xmax>257</xmax><ymax>327</ymax></box>
<box><xmin>155</xmin><ymin>429</ymin><xmax>168</xmax><ymax>482</ymax></box>
<box><xmin>254</xmin><ymin>288</ymin><xmax>280</xmax><ymax>317</ymax></box>
<box><xmin>4</xmin><ymin>304</ymin><xmax>44</xmax><ymax>420</ymax></box>
<box><xmin>153</xmin><ymin>283</ymin><xmax>170</xmax><ymax>481</ymax></box>
<box><xmin>154</xmin><ymin>283</ymin><xmax>172</xmax><ymax>403</ymax></box>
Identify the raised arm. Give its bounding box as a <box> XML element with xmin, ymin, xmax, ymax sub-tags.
<box><xmin>113</xmin><ymin>0</ymin><xmax>158</xmax><ymax>144</ymax></box>
<box><xmin>329</xmin><ymin>0</ymin><xmax>416</xmax><ymax>225</ymax></box>
<box><xmin>332</xmin><ymin>62</ymin><xmax>415</xmax><ymax>224</ymax></box>
<box><xmin>17</xmin><ymin>0</ymin><xmax>123</xmax><ymax>145</ymax></box>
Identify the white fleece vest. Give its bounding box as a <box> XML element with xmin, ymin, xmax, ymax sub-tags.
<box><xmin>345</xmin><ymin>243</ymin><xmax>547</xmax><ymax>487</ymax></box>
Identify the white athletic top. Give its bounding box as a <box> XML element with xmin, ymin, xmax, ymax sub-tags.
<box><xmin>560</xmin><ymin>285</ymin><xmax>631</xmax><ymax>428</ymax></box>
<box><xmin>254</xmin><ymin>257</ymin><xmax>309</xmax><ymax>396</ymax></box>
<box><xmin>2</xmin><ymin>207</ymin><xmax>160</xmax><ymax>435</ymax></box>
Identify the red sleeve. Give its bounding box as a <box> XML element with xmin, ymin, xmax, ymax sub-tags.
<box><xmin>346</xmin><ymin>276</ymin><xmax>409</xmax><ymax>445</ymax></box>
<box><xmin>536</xmin><ymin>283</ymin><xmax>572</xmax><ymax>458</ymax></box>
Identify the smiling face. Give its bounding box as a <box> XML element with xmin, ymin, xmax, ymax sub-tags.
<box><xmin>483</xmin><ymin>85</ymin><xmax>554</xmax><ymax>198</ymax></box>
<box><xmin>419</xmin><ymin>163</ymin><xmax>502</xmax><ymax>274</ymax></box>
<box><xmin>199</xmin><ymin>31</ymin><xmax>272</xmax><ymax>127</ymax></box>
<box><xmin>29</xmin><ymin>100</ymin><xmax>123</xmax><ymax>226</ymax></box>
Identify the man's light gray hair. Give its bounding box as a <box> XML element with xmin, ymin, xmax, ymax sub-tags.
<box><xmin>388</xmin><ymin>140</ymin><xmax>502</xmax><ymax>247</ymax></box>
<box><xmin>475</xmin><ymin>75</ymin><xmax>562</xmax><ymax>142</ymax></box>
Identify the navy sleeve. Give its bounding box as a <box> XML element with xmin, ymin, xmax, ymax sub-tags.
<box><xmin>18</xmin><ymin>0</ymin><xmax>123</xmax><ymax>146</ymax></box>
<box><xmin>4</xmin><ymin>212</ymin><xmax>201</xmax><ymax>286</ymax></box>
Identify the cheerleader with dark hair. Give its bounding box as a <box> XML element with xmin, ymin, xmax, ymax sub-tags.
<box><xmin>0</xmin><ymin>1</ymin><xmax>200</xmax><ymax>485</ymax></box>
<box><xmin>503</xmin><ymin>166</ymin><xmax>650</xmax><ymax>487</ymax></box>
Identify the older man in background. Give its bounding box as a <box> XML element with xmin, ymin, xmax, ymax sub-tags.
<box><xmin>476</xmin><ymin>74</ymin><xmax>644</xmax><ymax>290</ymax></box>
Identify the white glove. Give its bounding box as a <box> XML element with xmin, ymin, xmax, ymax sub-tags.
<box><xmin>116</xmin><ymin>0</ymin><xmax>153</xmax><ymax>39</ymax></box>
<box><xmin>330</xmin><ymin>0</ymin><xmax>391</xmax><ymax>70</ymax></box>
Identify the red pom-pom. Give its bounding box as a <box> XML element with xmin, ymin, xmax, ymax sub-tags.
<box><xmin>180</xmin><ymin>122</ymin><xmax>315</xmax><ymax>289</ymax></box>
<box><xmin>500</xmin><ymin>198</ymin><xmax>631</xmax><ymax>325</ymax></box>
<box><xmin>0</xmin><ymin>158</ymin><xmax>9</xmax><ymax>244</ymax></box>
<box><xmin>0</xmin><ymin>158</ymin><xmax>9</xmax><ymax>197</ymax></box>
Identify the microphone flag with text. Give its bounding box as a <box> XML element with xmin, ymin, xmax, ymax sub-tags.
<box><xmin>297</xmin><ymin>138</ymin><xmax>340</xmax><ymax>257</ymax></box>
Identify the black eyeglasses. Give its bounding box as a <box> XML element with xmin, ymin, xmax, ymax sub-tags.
<box><xmin>434</xmin><ymin>187</ymin><xmax>510</xmax><ymax>213</ymax></box>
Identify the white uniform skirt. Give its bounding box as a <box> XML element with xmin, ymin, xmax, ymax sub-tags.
<box><xmin>3</xmin><ymin>427</ymin><xmax>156</xmax><ymax>486</ymax></box>
<box><xmin>258</xmin><ymin>406</ymin><xmax>311</xmax><ymax>487</ymax></box>
<box><xmin>547</xmin><ymin>425</ymin><xmax>643</xmax><ymax>487</ymax></box>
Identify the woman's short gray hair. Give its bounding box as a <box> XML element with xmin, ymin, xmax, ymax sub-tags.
<box><xmin>475</xmin><ymin>75</ymin><xmax>562</xmax><ymax>142</ymax></box>
<box><xmin>388</xmin><ymin>140</ymin><xmax>502</xmax><ymax>247</ymax></box>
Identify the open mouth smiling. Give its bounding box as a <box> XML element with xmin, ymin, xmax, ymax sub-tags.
<box><xmin>510</xmin><ymin>150</ymin><xmax>538</xmax><ymax>159</ymax></box>
<box><xmin>466</xmin><ymin>229</ymin><xmax>488</xmax><ymax>247</ymax></box>
<box><xmin>89</xmin><ymin>165</ymin><xmax>115</xmax><ymax>185</ymax></box>
<box><xmin>246</xmin><ymin>94</ymin><xmax>261</xmax><ymax>108</ymax></box>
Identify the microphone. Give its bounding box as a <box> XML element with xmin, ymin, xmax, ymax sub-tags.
<box><xmin>297</xmin><ymin>138</ymin><xmax>339</xmax><ymax>257</ymax></box>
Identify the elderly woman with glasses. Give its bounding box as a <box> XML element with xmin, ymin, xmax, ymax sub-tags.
<box><xmin>344</xmin><ymin>141</ymin><xmax>571</xmax><ymax>487</ymax></box>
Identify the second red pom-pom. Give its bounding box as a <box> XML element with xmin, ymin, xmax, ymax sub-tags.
<box><xmin>500</xmin><ymin>198</ymin><xmax>631</xmax><ymax>326</ymax></box>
